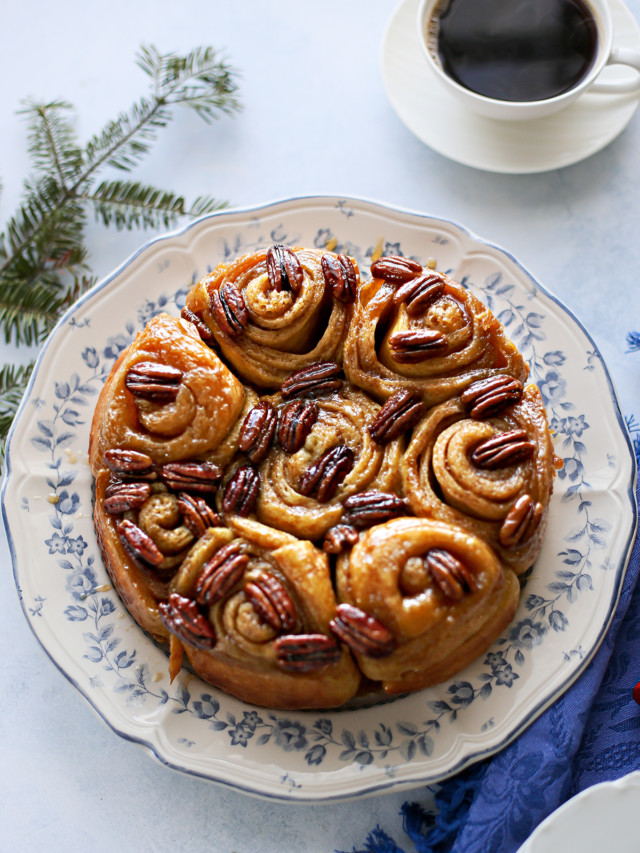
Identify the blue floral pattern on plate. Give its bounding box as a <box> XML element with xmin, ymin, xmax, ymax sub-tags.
<box><xmin>2</xmin><ymin>197</ymin><xmax>636</xmax><ymax>802</ymax></box>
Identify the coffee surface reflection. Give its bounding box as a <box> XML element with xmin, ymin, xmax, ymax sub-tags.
<box><xmin>433</xmin><ymin>0</ymin><xmax>599</xmax><ymax>102</ymax></box>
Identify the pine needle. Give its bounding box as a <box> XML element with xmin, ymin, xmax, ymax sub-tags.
<box><xmin>0</xmin><ymin>361</ymin><xmax>35</xmax><ymax>450</ymax></box>
<box><xmin>85</xmin><ymin>180</ymin><xmax>228</xmax><ymax>231</ymax></box>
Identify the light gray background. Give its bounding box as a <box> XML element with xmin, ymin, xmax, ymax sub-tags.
<box><xmin>2</xmin><ymin>1</ymin><xmax>639</xmax><ymax>850</ymax></box>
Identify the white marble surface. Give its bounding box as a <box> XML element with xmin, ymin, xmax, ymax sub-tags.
<box><xmin>2</xmin><ymin>1</ymin><xmax>639</xmax><ymax>851</ymax></box>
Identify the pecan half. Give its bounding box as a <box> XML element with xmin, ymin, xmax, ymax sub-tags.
<box><xmin>389</xmin><ymin>329</ymin><xmax>448</xmax><ymax>363</ymax></box>
<box><xmin>329</xmin><ymin>603</ymin><xmax>395</xmax><ymax>658</ymax></box>
<box><xmin>368</xmin><ymin>389</ymin><xmax>425</xmax><ymax>444</ymax></box>
<box><xmin>210</xmin><ymin>282</ymin><xmax>249</xmax><ymax>338</ymax></box>
<box><xmin>266</xmin><ymin>244</ymin><xmax>304</xmax><ymax>294</ymax></box>
<box><xmin>370</xmin><ymin>255</ymin><xmax>422</xmax><ymax>284</ymax></box>
<box><xmin>177</xmin><ymin>493</ymin><xmax>222</xmax><ymax>538</ymax></box>
<box><xmin>342</xmin><ymin>491</ymin><xmax>408</xmax><ymax>529</ymax></box>
<box><xmin>195</xmin><ymin>542</ymin><xmax>249</xmax><ymax>606</ymax></box>
<box><xmin>298</xmin><ymin>445</ymin><xmax>355</xmax><ymax>502</ymax></box>
<box><xmin>321</xmin><ymin>252</ymin><xmax>358</xmax><ymax>303</ymax></box>
<box><xmin>460</xmin><ymin>375</ymin><xmax>524</xmax><ymax>419</ymax></box>
<box><xmin>322</xmin><ymin>524</ymin><xmax>359</xmax><ymax>554</ymax></box>
<box><xmin>159</xmin><ymin>461</ymin><xmax>222</xmax><ymax>495</ymax></box>
<box><xmin>393</xmin><ymin>272</ymin><xmax>445</xmax><ymax>316</ymax></box>
<box><xmin>278</xmin><ymin>399</ymin><xmax>319</xmax><ymax>453</ymax></box>
<box><xmin>470</xmin><ymin>429</ymin><xmax>535</xmax><ymax>470</ymax></box>
<box><xmin>244</xmin><ymin>573</ymin><xmax>298</xmax><ymax>633</ymax></box>
<box><xmin>180</xmin><ymin>306</ymin><xmax>215</xmax><ymax>344</ymax></box>
<box><xmin>103</xmin><ymin>448</ymin><xmax>155</xmax><ymax>479</ymax></box>
<box><xmin>221</xmin><ymin>465</ymin><xmax>261</xmax><ymax>516</ymax></box>
<box><xmin>117</xmin><ymin>518</ymin><xmax>163</xmax><ymax>567</ymax></box>
<box><xmin>424</xmin><ymin>548</ymin><xmax>476</xmax><ymax>601</ymax></box>
<box><xmin>103</xmin><ymin>480</ymin><xmax>151</xmax><ymax>514</ymax></box>
<box><xmin>499</xmin><ymin>494</ymin><xmax>543</xmax><ymax>547</ymax></box>
<box><xmin>237</xmin><ymin>401</ymin><xmax>278</xmax><ymax>464</ymax></box>
<box><xmin>280</xmin><ymin>361</ymin><xmax>343</xmax><ymax>400</ymax></box>
<box><xmin>274</xmin><ymin>633</ymin><xmax>341</xmax><ymax>672</ymax></box>
<box><xmin>158</xmin><ymin>593</ymin><xmax>216</xmax><ymax>649</ymax></box>
<box><xmin>124</xmin><ymin>361</ymin><xmax>183</xmax><ymax>403</ymax></box>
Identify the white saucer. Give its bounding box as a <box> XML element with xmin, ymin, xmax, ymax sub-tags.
<box><xmin>517</xmin><ymin>773</ymin><xmax>640</xmax><ymax>853</ymax></box>
<box><xmin>381</xmin><ymin>0</ymin><xmax>640</xmax><ymax>173</ymax></box>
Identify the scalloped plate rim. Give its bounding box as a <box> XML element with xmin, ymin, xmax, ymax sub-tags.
<box><xmin>2</xmin><ymin>194</ymin><xmax>637</xmax><ymax>802</ymax></box>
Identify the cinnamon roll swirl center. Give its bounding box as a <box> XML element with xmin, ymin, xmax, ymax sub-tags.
<box><xmin>432</xmin><ymin>421</ymin><xmax>525</xmax><ymax>520</ymax></box>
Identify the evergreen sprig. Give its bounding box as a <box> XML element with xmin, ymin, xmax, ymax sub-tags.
<box><xmin>0</xmin><ymin>362</ymin><xmax>37</xmax><ymax>441</ymax></box>
<box><xmin>0</xmin><ymin>44</ymin><xmax>241</xmax><ymax>456</ymax></box>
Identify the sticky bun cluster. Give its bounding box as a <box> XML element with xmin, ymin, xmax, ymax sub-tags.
<box><xmin>89</xmin><ymin>245</ymin><xmax>555</xmax><ymax>709</ymax></box>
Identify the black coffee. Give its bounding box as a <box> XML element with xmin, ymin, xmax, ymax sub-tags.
<box><xmin>432</xmin><ymin>0</ymin><xmax>599</xmax><ymax>102</ymax></box>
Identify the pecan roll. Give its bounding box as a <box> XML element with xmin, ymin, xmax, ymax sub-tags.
<box><xmin>335</xmin><ymin>516</ymin><xmax>519</xmax><ymax>694</ymax></box>
<box><xmin>89</xmin><ymin>313</ymin><xmax>246</xmax><ymax>469</ymax></box>
<box><xmin>173</xmin><ymin>518</ymin><xmax>360</xmax><ymax>709</ymax></box>
<box><xmin>343</xmin><ymin>259</ymin><xmax>527</xmax><ymax>405</ymax></box>
<box><xmin>183</xmin><ymin>246</ymin><xmax>358</xmax><ymax>388</ymax></box>
<box><xmin>402</xmin><ymin>383</ymin><xmax>555</xmax><ymax>574</ymax></box>
<box><xmin>256</xmin><ymin>385</ymin><xmax>404</xmax><ymax>540</ymax></box>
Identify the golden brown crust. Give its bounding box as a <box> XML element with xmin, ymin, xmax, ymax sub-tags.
<box><xmin>342</xmin><ymin>271</ymin><xmax>528</xmax><ymax>404</ymax></box>
<box><xmin>89</xmin><ymin>313</ymin><xmax>246</xmax><ymax>472</ymax></box>
<box><xmin>335</xmin><ymin>517</ymin><xmax>519</xmax><ymax>694</ymax></box>
<box><xmin>382</xmin><ymin>572</ymin><xmax>520</xmax><ymax>693</ymax></box>
<box><xmin>255</xmin><ymin>385</ymin><xmax>404</xmax><ymax>539</ymax></box>
<box><xmin>183</xmin><ymin>525</ymin><xmax>360</xmax><ymax>709</ymax></box>
<box><xmin>185</xmin><ymin>247</ymin><xmax>355</xmax><ymax>389</ymax></box>
<box><xmin>402</xmin><ymin>384</ymin><xmax>555</xmax><ymax>574</ymax></box>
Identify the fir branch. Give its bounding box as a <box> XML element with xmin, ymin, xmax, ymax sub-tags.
<box><xmin>0</xmin><ymin>43</ymin><xmax>241</xmax><ymax>454</ymax></box>
<box><xmin>83</xmin><ymin>44</ymin><xmax>240</xmax><ymax>178</ymax></box>
<box><xmin>138</xmin><ymin>44</ymin><xmax>241</xmax><ymax>120</ymax></box>
<box><xmin>0</xmin><ymin>276</ymin><xmax>91</xmax><ymax>346</ymax></box>
<box><xmin>83</xmin><ymin>97</ymin><xmax>172</xmax><ymax>175</ymax></box>
<box><xmin>0</xmin><ymin>174</ymin><xmax>87</xmax><ymax>279</ymax></box>
<box><xmin>85</xmin><ymin>179</ymin><xmax>228</xmax><ymax>231</ymax></box>
<box><xmin>2</xmin><ymin>46</ymin><xmax>240</xmax><ymax>279</ymax></box>
<box><xmin>0</xmin><ymin>361</ymin><xmax>35</xmax><ymax>448</ymax></box>
<box><xmin>18</xmin><ymin>99</ymin><xmax>83</xmax><ymax>186</ymax></box>
<box><xmin>189</xmin><ymin>195</ymin><xmax>231</xmax><ymax>217</ymax></box>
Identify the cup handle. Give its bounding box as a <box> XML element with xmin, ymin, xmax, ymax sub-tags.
<box><xmin>589</xmin><ymin>47</ymin><xmax>640</xmax><ymax>94</ymax></box>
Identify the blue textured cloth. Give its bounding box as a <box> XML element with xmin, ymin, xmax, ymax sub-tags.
<box><xmin>345</xmin><ymin>475</ymin><xmax>640</xmax><ymax>853</ymax></box>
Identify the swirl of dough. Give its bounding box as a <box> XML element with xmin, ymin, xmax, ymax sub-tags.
<box><xmin>184</xmin><ymin>247</ymin><xmax>355</xmax><ymax>388</ymax></box>
<box><xmin>177</xmin><ymin>518</ymin><xmax>360</xmax><ymax>709</ymax></box>
<box><xmin>402</xmin><ymin>384</ymin><xmax>555</xmax><ymax>574</ymax></box>
<box><xmin>93</xmin><ymin>481</ymin><xmax>227</xmax><ymax>643</ymax></box>
<box><xmin>137</xmin><ymin>492</ymin><xmax>195</xmax><ymax>556</ymax></box>
<box><xmin>89</xmin><ymin>313</ymin><xmax>246</xmax><ymax>471</ymax></box>
<box><xmin>335</xmin><ymin>516</ymin><xmax>519</xmax><ymax>694</ymax></box>
<box><xmin>134</xmin><ymin>384</ymin><xmax>197</xmax><ymax>438</ymax></box>
<box><xmin>343</xmin><ymin>265</ymin><xmax>527</xmax><ymax>405</ymax></box>
<box><xmin>256</xmin><ymin>385</ymin><xmax>404</xmax><ymax>540</ymax></box>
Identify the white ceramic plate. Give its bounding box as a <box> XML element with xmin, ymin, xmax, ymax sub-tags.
<box><xmin>3</xmin><ymin>196</ymin><xmax>636</xmax><ymax>802</ymax></box>
<box><xmin>381</xmin><ymin>0</ymin><xmax>640</xmax><ymax>174</ymax></box>
<box><xmin>517</xmin><ymin>772</ymin><xmax>640</xmax><ymax>853</ymax></box>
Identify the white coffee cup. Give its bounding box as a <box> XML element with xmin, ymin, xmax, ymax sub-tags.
<box><xmin>417</xmin><ymin>0</ymin><xmax>640</xmax><ymax>121</ymax></box>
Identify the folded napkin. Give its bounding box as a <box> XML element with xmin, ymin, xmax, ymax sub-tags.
<box><xmin>344</xmin><ymin>474</ymin><xmax>640</xmax><ymax>853</ymax></box>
